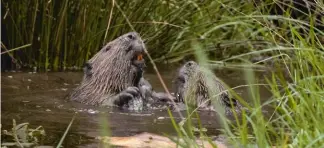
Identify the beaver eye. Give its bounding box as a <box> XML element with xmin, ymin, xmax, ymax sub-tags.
<box><xmin>105</xmin><ymin>45</ymin><xmax>111</xmax><ymax>52</ymax></box>
<box><xmin>187</xmin><ymin>61</ymin><xmax>194</xmax><ymax>67</ymax></box>
<box><xmin>127</xmin><ymin>34</ymin><xmax>135</xmax><ymax>40</ymax></box>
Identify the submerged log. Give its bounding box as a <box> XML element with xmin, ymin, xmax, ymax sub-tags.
<box><xmin>96</xmin><ymin>132</ymin><xmax>227</xmax><ymax>148</ymax></box>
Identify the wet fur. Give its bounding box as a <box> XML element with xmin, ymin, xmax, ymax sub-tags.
<box><xmin>69</xmin><ymin>32</ymin><xmax>144</xmax><ymax>105</ymax></box>
<box><xmin>175</xmin><ymin>61</ymin><xmax>242</xmax><ymax>114</ymax></box>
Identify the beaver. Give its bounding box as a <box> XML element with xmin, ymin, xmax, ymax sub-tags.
<box><xmin>174</xmin><ymin>61</ymin><xmax>243</xmax><ymax>115</ymax></box>
<box><xmin>69</xmin><ymin>32</ymin><xmax>160</xmax><ymax>110</ymax></box>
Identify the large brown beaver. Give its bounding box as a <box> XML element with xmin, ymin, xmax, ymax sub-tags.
<box><xmin>174</xmin><ymin>61</ymin><xmax>243</xmax><ymax>115</ymax></box>
<box><xmin>69</xmin><ymin>32</ymin><xmax>163</xmax><ymax>110</ymax></box>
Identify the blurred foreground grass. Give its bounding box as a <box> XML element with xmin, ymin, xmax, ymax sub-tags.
<box><xmin>166</xmin><ymin>1</ymin><xmax>324</xmax><ymax>146</ymax></box>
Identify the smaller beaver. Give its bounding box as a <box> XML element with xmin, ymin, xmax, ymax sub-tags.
<box><xmin>174</xmin><ymin>61</ymin><xmax>243</xmax><ymax>115</ymax></box>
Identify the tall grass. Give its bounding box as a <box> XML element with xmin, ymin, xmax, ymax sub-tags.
<box><xmin>169</xmin><ymin>31</ymin><xmax>324</xmax><ymax>147</ymax></box>
<box><xmin>4</xmin><ymin>0</ymin><xmax>322</xmax><ymax>71</ymax></box>
<box><xmin>165</xmin><ymin>1</ymin><xmax>324</xmax><ymax>147</ymax></box>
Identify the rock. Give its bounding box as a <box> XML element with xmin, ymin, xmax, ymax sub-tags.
<box><xmin>61</xmin><ymin>88</ymin><xmax>68</xmax><ymax>91</ymax></box>
<box><xmin>87</xmin><ymin>109</ymin><xmax>99</xmax><ymax>114</ymax></box>
<box><xmin>97</xmin><ymin>132</ymin><xmax>228</xmax><ymax>148</ymax></box>
<box><xmin>157</xmin><ymin>117</ymin><xmax>165</xmax><ymax>120</ymax></box>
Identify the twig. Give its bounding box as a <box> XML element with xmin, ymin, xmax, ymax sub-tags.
<box><xmin>1</xmin><ymin>42</ymin><xmax>22</xmax><ymax>67</ymax></box>
<box><xmin>103</xmin><ymin>0</ymin><xmax>115</xmax><ymax>45</ymax></box>
<box><xmin>115</xmin><ymin>0</ymin><xmax>184</xmax><ymax>118</ymax></box>
<box><xmin>132</xmin><ymin>21</ymin><xmax>183</xmax><ymax>28</ymax></box>
<box><xmin>1</xmin><ymin>43</ymin><xmax>32</xmax><ymax>55</ymax></box>
<box><xmin>114</xmin><ymin>1</ymin><xmax>135</xmax><ymax>31</ymax></box>
<box><xmin>142</xmin><ymin>43</ymin><xmax>184</xmax><ymax>119</ymax></box>
<box><xmin>56</xmin><ymin>113</ymin><xmax>77</xmax><ymax>148</ymax></box>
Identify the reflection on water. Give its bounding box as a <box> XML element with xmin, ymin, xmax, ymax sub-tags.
<box><xmin>1</xmin><ymin>64</ymin><xmax>272</xmax><ymax>147</ymax></box>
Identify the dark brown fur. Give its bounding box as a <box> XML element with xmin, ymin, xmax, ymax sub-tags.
<box><xmin>174</xmin><ymin>61</ymin><xmax>242</xmax><ymax>115</ymax></box>
<box><xmin>69</xmin><ymin>32</ymin><xmax>145</xmax><ymax>106</ymax></box>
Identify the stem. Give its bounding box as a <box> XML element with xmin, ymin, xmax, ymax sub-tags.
<box><xmin>103</xmin><ymin>0</ymin><xmax>115</xmax><ymax>45</ymax></box>
<box><xmin>1</xmin><ymin>43</ymin><xmax>32</xmax><ymax>55</ymax></box>
<box><xmin>12</xmin><ymin>119</ymin><xmax>23</xmax><ymax>148</ymax></box>
<box><xmin>142</xmin><ymin>43</ymin><xmax>184</xmax><ymax>119</ymax></box>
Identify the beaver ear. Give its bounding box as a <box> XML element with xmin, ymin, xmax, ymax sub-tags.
<box><xmin>83</xmin><ymin>62</ymin><xmax>93</xmax><ymax>77</ymax></box>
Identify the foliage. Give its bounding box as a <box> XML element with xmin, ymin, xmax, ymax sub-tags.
<box><xmin>1</xmin><ymin>119</ymin><xmax>46</xmax><ymax>147</ymax></box>
<box><xmin>166</xmin><ymin>0</ymin><xmax>324</xmax><ymax>146</ymax></box>
<box><xmin>3</xmin><ymin>0</ymin><xmax>322</xmax><ymax>71</ymax></box>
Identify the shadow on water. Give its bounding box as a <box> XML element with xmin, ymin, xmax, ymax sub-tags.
<box><xmin>1</xmin><ymin>64</ymin><xmax>272</xmax><ymax>147</ymax></box>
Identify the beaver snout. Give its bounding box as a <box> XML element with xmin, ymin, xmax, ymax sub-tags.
<box><xmin>131</xmin><ymin>41</ymin><xmax>144</xmax><ymax>54</ymax></box>
<box><xmin>132</xmin><ymin>50</ymin><xmax>145</xmax><ymax>69</ymax></box>
<box><xmin>124</xmin><ymin>32</ymin><xmax>144</xmax><ymax>53</ymax></box>
<box><xmin>131</xmin><ymin>44</ymin><xmax>145</xmax><ymax>67</ymax></box>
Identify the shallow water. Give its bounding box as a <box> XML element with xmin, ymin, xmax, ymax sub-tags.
<box><xmin>1</xmin><ymin>64</ymin><xmax>273</xmax><ymax>147</ymax></box>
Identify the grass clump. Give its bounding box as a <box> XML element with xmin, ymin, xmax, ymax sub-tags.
<box><xmin>1</xmin><ymin>119</ymin><xmax>46</xmax><ymax>147</ymax></box>
<box><xmin>170</xmin><ymin>38</ymin><xmax>324</xmax><ymax>147</ymax></box>
<box><xmin>166</xmin><ymin>1</ymin><xmax>324</xmax><ymax>147</ymax></box>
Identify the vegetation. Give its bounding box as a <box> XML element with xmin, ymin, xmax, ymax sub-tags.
<box><xmin>2</xmin><ymin>0</ymin><xmax>321</xmax><ymax>71</ymax></box>
<box><xmin>170</xmin><ymin>38</ymin><xmax>324</xmax><ymax>147</ymax></box>
<box><xmin>1</xmin><ymin>119</ymin><xmax>46</xmax><ymax>147</ymax></box>
<box><xmin>162</xmin><ymin>0</ymin><xmax>324</xmax><ymax>147</ymax></box>
<box><xmin>2</xmin><ymin>0</ymin><xmax>324</xmax><ymax>147</ymax></box>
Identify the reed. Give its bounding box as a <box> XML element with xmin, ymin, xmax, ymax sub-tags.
<box><xmin>166</xmin><ymin>1</ymin><xmax>324</xmax><ymax>147</ymax></box>
<box><xmin>4</xmin><ymin>0</ymin><xmax>322</xmax><ymax>71</ymax></box>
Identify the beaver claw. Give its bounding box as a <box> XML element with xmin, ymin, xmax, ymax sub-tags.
<box><xmin>113</xmin><ymin>86</ymin><xmax>141</xmax><ymax>106</ymax></box>
<box><xmin>124</xmin><ymin>86</ymin><xmax>141</xmax><ymax>97</ymax></box>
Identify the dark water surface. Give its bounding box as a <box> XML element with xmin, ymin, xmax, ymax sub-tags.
<box><xmin>1</xmin><ymin>64</ymin><xmax>272</xmax><ymax>147</ymax></box>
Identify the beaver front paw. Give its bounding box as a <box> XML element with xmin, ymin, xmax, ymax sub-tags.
<box><xmin>113</xmin><ymin>86</ymin><xmax>141</xmax><ymax>106</ymax></box>
<box><xmin>152</xmin><ymin>92</ymin><xmax>176</xmax><ymax>102</ymax></box>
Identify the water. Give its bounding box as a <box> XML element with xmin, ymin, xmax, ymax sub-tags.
<box><xmin>1</xmin><ymin>64</ymin><xmax>273</xmax><ymax>147</ymax></box>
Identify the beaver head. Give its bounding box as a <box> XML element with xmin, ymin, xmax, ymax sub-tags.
<box><xmin>70</xmin><ymin>32</ymin><xmax>146</xmax><ymax>105</ymax></box>
<box><xmin>174</xmin><ymin>61</ymin><xmax>200</xmax><ymax>103</ymax></box>
<box><xmin>174</xmin><ymin>61</ymin><xmax>211</xmax><ymax>106</ymax></box>
<box><xmin>87</xmin><ymin>32</ymin><xmax>145</xmax><ymax>86</ymax></box>
<box><xmin>174</xmin><ymin>61</ymin><xmax>242</xmax><ymax>114</ymax></box>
